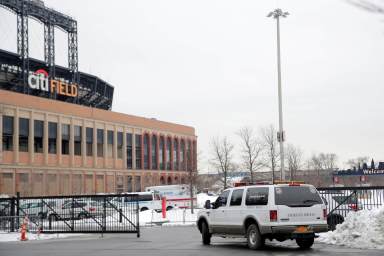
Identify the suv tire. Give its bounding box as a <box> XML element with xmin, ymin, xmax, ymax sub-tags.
<box><xmin>296</xmin><ymin>237</ymin><xmax>314</xmax><ymax>249</ymax></box>
<box><xmin>201</xmin><ymin>221</ymin><xmax>211</xmax><ymax>245</ymax></box>
<box><xmin>246</xmin><ymin>224</ymin><xmax>264</xmax><ymax>250</ymax></box>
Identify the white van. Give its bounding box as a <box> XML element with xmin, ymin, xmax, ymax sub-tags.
<box><xmin>113</xmin><ymin>191</ymin><xmax>162</xmax><ymax>212</ymax></box>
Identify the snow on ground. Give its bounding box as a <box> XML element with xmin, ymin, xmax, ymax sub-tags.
<box><xmin>318</xmin><ymin>206</ymin><xmax>384</xmax><ymax>250</ymax></box>
<box><xmin>140</xmin><ymin>193</ymin><xmax>217</xmax><ymax>226</ymax></box>
<box><xmin>0</xmin><ymin>232</ymin><xmax>85</xmax><ymax>242</ymax></box>
<box><xmin>196</xmin><ymin>193</ymin><xmax>217</xmax><ymax>208</ymax></box>
<box><xmin>140</xmin><ymin>208</ymin><xmax>198</xmax><ymax>226</ymax></box>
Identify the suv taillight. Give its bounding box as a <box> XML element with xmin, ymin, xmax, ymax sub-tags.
<box><xmin>89</xmin><ymin>207</ymin><xmax>96</xmax><ymax>212</ymax></box>
<box><xmin>270</xmin><ymin>210</ymin><xmax>278</xmax><ymax>222</ymax></box>
<box><xmin>323</xmin><ymin>209</ymin><xmax>327</xmax><ymax>220</ymax></box>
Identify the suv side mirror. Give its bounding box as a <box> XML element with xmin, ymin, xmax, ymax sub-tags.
<box><xmin>204</xmin><ymin>200</ymin><xmax>211</xmax><ymax>209</ymax></box>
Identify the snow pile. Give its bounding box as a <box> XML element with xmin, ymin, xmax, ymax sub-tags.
<box><xmin>140</xmin><ymin>208</ymin><xmax>198</xmax><ymax>226</ymax></box>
<box><xmin>196</xmin><ymin>193</ymin><xmax>217</xmax><ymax>208</ymax></box>
<box><xmin>0</xmin><ymin>232</ymin><xmax>85</xmax><ymax>242</ymax></box>
<box><xmin>318</xmin><ymin>206</ymin><xmax>384</xmax><ymax>250</ymax></box>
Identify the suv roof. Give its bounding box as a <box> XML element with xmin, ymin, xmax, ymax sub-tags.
<box><xmin>231</xmin><ymin>183</ymin><xmax>313</xmax><ymax>189</ymax></box>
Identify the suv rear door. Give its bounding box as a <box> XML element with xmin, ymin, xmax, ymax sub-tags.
<box><xmin>274</xmin><ymin>185</ymin><xmax>325</xmax><ymax>225</ymax></box>
<box><xmin>244</xmin><ymin>187</ymin><xmax>270</xmax><ymax>227</ymax></box>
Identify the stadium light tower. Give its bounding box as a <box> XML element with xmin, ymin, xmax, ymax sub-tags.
<box><xmin>267</xmin><ymin>9</ymin><xmax>289</xmax><ymax>181</ymax></box>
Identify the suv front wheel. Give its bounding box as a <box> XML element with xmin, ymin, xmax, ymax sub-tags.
<box><xmin>246</xmin><ymin>224</ymin><xmax>264</xmax><ymax>250</ymax></box>
<box><xmin>201</xmin><ymin>221</ymin><xmax>211</xmax><ymax>245</ymax></box>
<box><xmin>296</xmin><ymin>237</ymin><xmax>314</xmax><ymax>249</ymax></box>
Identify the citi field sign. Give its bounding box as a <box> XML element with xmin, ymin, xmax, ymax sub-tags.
<box><xmin>28</xmin><ymin>69</ymin><xmax>78</xmax><ymax>97</ymax></box>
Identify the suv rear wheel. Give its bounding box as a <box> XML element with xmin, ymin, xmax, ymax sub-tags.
<box><xmin>296</xmin><ymin>237</ymin><xmax>314</xmax><ymax>249</ymax></box>
<box><xmin>246</xmin><ymin>224</ymin><xmax>264</xmax><ymax>250</ymax></box>
<box><xmin>201</xmin><ymin>221</ymin><xmax>211</xmax><ymax>245</ymax></box>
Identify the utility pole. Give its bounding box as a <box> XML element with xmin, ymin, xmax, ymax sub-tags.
<box><xmin>267</xmin><ymin>8</ymin><xmax>289</xmax><ymax>181</ymax></box>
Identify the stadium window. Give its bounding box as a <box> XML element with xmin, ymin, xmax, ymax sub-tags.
<box><xmin>74</xmin><ymin>125</ymin><xmax>82</xmax><ymax>156</ymax></box>
<box><xmin>143</xmin><ymin>134</ymin><xmax>149</xmax><ymax>169</ymax></box>
<box><xmin>97</xmin><ymin>129</ymin><xmax>104</xmax><ymax>157</ymax></box>
<box><xmin>173</xmin><ymin>138</ymin><xmax>178</xmax><ymax>170</ymax></box>
<box><xmin>166</xmin><ymin>137</ymin><xmax>171</xmax><ymax>170</ymax></box>
<box><xmin>86</xmin><ymin>127</ymin><xmax>93</xmax><ymax>156</ymax></box>
<box><xmin>19</xmin><ymin>118</ymin><xmax>29</xmax><ymax>152</ymax></box>
<box><xmin>126</xmin><ymin>133</ymin><xmax>132</xmax><ymax>169</ymax></box>
<box><xmin>117</xmin><ymin>132</ymin><xmax>123</xmax><ymax>159</ymax></box>
<box><xmin>34</xmin><ymin>120</ymin><xmax>44</xmax><ymax>153</ymax></box>
<box><xmin>2</xmin><ymin>116</ymin><xmax>13</xmax><ymax>151</ymax></box>
<box><xmin>61</xmin><ymin>124</ymin><xmax>70</xmax><ymax>155</ymax></box>
<box><xmin>159</xmin><ymin>137</ymin><xmax>165</xmax><ymax>170</ymax></box>
<box><xmin>135</xmin><ymin>176</ymin><xmax>141</xmax><ymax>192</ymax></box>
<box><xmin>107</xmin><ymin>130</ymin><xmax>113</xmax><ymax>158</ymax></box>
<box><xmin>48</xmin><ymin>122</ymin><xmax>57</xmax><ymax>154</ymax></box>
<box><xmin>180</xmin><ymin>139</ymin><xmax>185</xmax><ymax>171</ymax></box>
<box><xmin>187</xmin><ymin>140</ymin><xmax>192</xmax><ymax>171</ymax></box>
<box><xmin>151</xmin><ymin>135</ymin><xmax>157</xmax><ymax>170</ymax></box>
<box><xmin>135</xmin><ymin>134</ymin><xmax>142</xmax><ymax>169</ymax></box>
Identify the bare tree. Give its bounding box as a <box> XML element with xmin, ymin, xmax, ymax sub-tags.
<box><xmin>260</xmin><ymin>125</ymin><xmax>280</xmax><ymax>182</ymax></box>
<box><xmin>346</xmin><ymin>156</ymin><xmax>369</xmax><ymax>169</ymax></box>
<box><xmin>209</xmin><ymin>136</ymin><xmax>235</xmax><ymax>189</ymax></box>
<box><xmin>286</xmin><ymin>144</ymin><xmax>303</xmax><ymax>181</ymax></box>
<box><xmin>237</xmin><ymin>127</ymin><xmax>264</xmax><ymax>183</ymax></box>
<box><xmin>309</xmin><ymin>153</ymin><xmax>338</xmax><ymax>186</ymax></box>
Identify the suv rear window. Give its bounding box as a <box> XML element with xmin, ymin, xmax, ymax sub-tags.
<box><xmin>274</xmin><ymin>186</ymin><xmax>323</xmax><ymax>206</ymax></box>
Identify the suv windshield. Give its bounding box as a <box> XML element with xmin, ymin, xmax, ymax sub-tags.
<box><xmin>274</xmin><ymin>186</ymin><xmax>323</xmax><ymax>207</ymax></box>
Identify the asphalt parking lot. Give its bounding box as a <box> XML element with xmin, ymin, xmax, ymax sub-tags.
<box><xmin>0</xmin><ymin>226</ymin><xmax>382</xmax><ymax>256</ymax></box>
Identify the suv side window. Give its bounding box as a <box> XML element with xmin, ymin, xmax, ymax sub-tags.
<box><xmin>246</xmin><ymin>187</ymin><xmax>269</xmax><ymax>206</ymax></box>
<box><xmin>230</xmin><ymin>189</ymin><xmax>244</xmax><ymax>206</ymax></box>
<box><xmin>215</xmin><ymin>190</ymin><xmax>230</xmax><ymax>208</ymax></box>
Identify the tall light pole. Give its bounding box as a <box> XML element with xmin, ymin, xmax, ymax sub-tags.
<box><xmin>267</xmin><ymin>9</ymin><xmax>289</xmax><ymax>181</ymax></box>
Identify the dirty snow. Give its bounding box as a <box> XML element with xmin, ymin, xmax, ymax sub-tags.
<box><xmin>0</xmin><ymin>232</ymin><xmax>85</xmax><ymax>242</ymax></box>
<box><xmin>318</xmin><ymin>206</ymin><xmax>384</xmax><ymax>250</ymax></box>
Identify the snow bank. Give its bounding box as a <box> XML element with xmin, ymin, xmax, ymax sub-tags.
<box><xmin>318</xmin><ymin>206</ymin><xmax>384</xmax><ymax>250</ymax></box>
<box><xmin>196</xmin><ymin>193</ymin><xmax>217</xmax><ymax>208</ymax></box>
<box><xmin>0</xmin><ymin>232</ymin><xmax>85</xmax><ymax>242</ymax></box>
<box><xmin>140</xmin><ymin>208</ymin><xmax>198</xmax><ymax>226</ymax></box>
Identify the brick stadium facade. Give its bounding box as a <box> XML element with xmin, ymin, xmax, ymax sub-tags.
<box><xmin>0</xmin><ymin>89</ymin><xmax>197</xmax><ymax>196</ymax></box>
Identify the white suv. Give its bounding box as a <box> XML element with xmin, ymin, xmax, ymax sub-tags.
<box><xmin>197</xmin><ymin>183</ymin><xmax>328</xmax><ymax>250</ymax></box>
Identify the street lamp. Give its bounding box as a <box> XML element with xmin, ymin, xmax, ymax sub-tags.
<box><xmin>267</xmin><ymin>9</ymin><xmax>289</xmax><ymax>181</ymax></box>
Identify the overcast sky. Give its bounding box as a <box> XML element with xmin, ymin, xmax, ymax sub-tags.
<box><xmin>1</xmin><ymin>0</ymin><xmax>383</xmax><ymax>171</ymax></box>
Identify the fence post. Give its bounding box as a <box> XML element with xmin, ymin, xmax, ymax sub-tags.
<box><xmin>16</xmin><ymin>192</ymin><xmax>20</xmax><ymax>231</ymax></box>
<box><xmin>10</xmin><ymin>197</ymin><xmax>16</xmax><ymax>232</ymax></box>
<box><xmin>136</xmin><ymin>195</ymin><xmax>140</xmax><ymax>238</ymax></box>
<box><xmin>119</xmin><ymin>208</ymin><xmax>122</xmax><ymax>223</ymax></box>
<box><xmin>71</xmin><ymin>198</ymin><xmax>75</xmax><ymax>232</ymax></box>
<box><xmin>354</xmin><ymin>190</ymin><xmax>358</xmax><ymax>211</ymax></box>
<box><xmin>103</xmin><ymin>197</ymin><xmax>106</xmax><ymax>233</ymax></box>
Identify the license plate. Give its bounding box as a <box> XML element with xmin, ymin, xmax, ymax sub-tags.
<box><xmin>295</xmin><ymin>226</ymin><xmax>308</xmax><ymax>233</ymax></box>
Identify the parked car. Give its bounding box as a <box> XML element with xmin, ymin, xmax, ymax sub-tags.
<box><xmin>48</xmin><ymin>200</ymin><xmax>96</xmax><ymax>221</ymax></box>
<box><xmin>197</xmin><ymin>183</ymin><xmax>328</xmax><ymax>250</ymax></box>
<box><xmin>19</xmin><ymin>200</ymin><xmax>57</xmax><ymax>219</ymax></box>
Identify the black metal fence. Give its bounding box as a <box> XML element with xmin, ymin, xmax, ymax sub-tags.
<box><xmin>317</xmin><ymin>186</ymin><xmax>384</xmax><ymax>230</ymax></box>
<box><xmin>0</xmin><ymin>194</ymin><xmax>140</xmax><ymax>236</ymax></box>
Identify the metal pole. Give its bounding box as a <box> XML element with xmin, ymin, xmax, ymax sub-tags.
<box><xmin>276</xmin><ymin>14</ymin><xmax>285</xmax><ymax>181</ymax></box>
<box><xmin>190</xmin><ymin>169</ymin><xmax>194</xmax><ymax>214</ymax></box>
